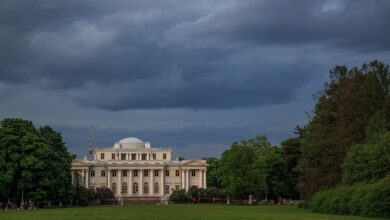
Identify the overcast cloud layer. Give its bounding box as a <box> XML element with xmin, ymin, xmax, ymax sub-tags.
<box><xmin>1</xmin><ymin>0</ymin><xmax>389</xmax><ymax>158</ymax></box>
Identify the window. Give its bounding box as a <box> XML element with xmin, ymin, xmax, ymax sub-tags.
<box><xmin>133</xmin><ymin>170</ymin><xmax>138</xmax><ymax>177</ymax></box>
<box><xmin>101</xmin><ymin>170</ymin><xmax>106</xmax><ymax>177</ymax></box>
<box><xmin>131</xmin><ymin>153</ymin><xmax>136</xmax><ymax>160</ymax></box>
<box><xmin>154</xmin><ymin>183</ymin><xmax>159</xmax><ymax>194</ymax></box>
<box><xmin>165</xmin><ymin>170</ymin><xmax>169</xmax><ymax>177</ymax></box>
<box><xmin>111</xmin><ymin>153</ymin><xmax>115</xmax><ymax>160</ymax></box>
<box><xmin>152</xmin><ymin>153</ymin><xmax>156</xmax><ymax>160</ymax></box>
<box><xmin>191</xmin><ymin>185</ymin><xmax>198</xmax><ymax>189</ymax></box>
<box><xmin>175</xmin><ymin>170</ymin><xmax>180</xmax><ymax>176</ymax></box>
<box><xmin>165</xmin><ymin>184</ymin><xmax>170</xmax><ymax>194</ymax></box>
<box><xmin>191</xmin><ymin>170</ymin><xmax>196</xmax><ymax>176</ymax></box>
<box><xmin>121</xmin><ymin>153</ymin><xmax>126</xmax><ymax>160</ymax></box>
<box><xmin>154</xmin><ymin>170</ymin><xmax>159</xmax><ymax>177</ymax></box>
<box><xmin>112</xmin><ymin>171</ymin><xmax>117</xmax><ymax>177</ymax></box>
<box><xmin>163</xmin><ymin>153</ymin><xmax>167</xmax><ymax>159</ymax></box>
<box><xmin>144</xmin><ymin>170</ymin><xmax>148</xmax><ymax>177</ymax></box>
<box><xmin>175</xmin><ymin>185</ymin><xmax>180</xmax><ymax>191</ymax></box>
<box><xmin>122</xmin><ymin>183</ymin><xmax>127</xmax><ymax>194</ymax></box>
<box><xmin>122</xmin><ymin>170</ymin><xmax>127</xmax><ymax>177</ymax></box>
<box><xmin>141</xmin><ymin>153</ymin><xmax>147</xmax><ymax>160</ymax></box>
<box><xmin>133</xmin><ymin>183</ymin><xmax>138</xmax><ymax>194</ymax></box>
<box><xmin>101</xmin><ymin>153</ymin><xmax>105</xmax><ymax>159</ymax></box>
<box><xmin>143</xmin><ymin>182</ymin><xmax>149</xmax><ymax>194</ymax></box>
<box><xmin>90</xmin><ymin>170</ymin><xmax>95</xmax><ymax>177</ymax></box>
<box><xmin>112</xmin><ymin>183</ymin><xmax>117</xmax><ymax>194</ymax></box>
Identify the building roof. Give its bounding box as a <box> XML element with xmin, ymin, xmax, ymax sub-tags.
<box><xmin>115</xmin><ymin>137</ymin><xmax>145</xmax><ymax>149</ymax></box>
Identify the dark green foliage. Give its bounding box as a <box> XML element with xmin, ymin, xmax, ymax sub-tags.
<box><xmin>294</xmin><ymin>60</ymin><xmax>390</xmax><ymax>198</ymax></box>
<box><xmin>205</xmin><ymin>157</ymin><xmax>222</xmax><ymax>189</ymax></box>
<box><xmin>0</xmin><ymin>118</ymin><xmax>74</xmax><ymax>206</ymax></box>
<box><xmin>342</xmin><ymin>130</ymin><xmax>390</xmax><ymax>185</ymax></box>
<box><xmin>219</xmin><ymin>135</ymin><xmax>286</xmax><ymax>201</ymax></box>
<box><xmin>95</xmin><ymin>188</ymin><xmax>115</xmax><ymax>203</ymax></box>
<box><xmin>305</xmin><ymin>176</ymin><xmax>390</xmax><ymax>217</ymax></box>
<box><xmin>169</xmin><ymin>189</ymin><xmax>190</xmax><ymax>203</ymax></box>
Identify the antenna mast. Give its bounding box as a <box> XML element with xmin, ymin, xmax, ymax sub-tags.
<box><xmin>88</xmin><ymin>126</ymin><xmax>93</xmax><ymax>161</ymax></box>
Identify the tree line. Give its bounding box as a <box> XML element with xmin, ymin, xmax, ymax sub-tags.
<box><xmin>202</xmin><ymin>60</ymin><xmax>390</xmax><ymax>215</ymax></box>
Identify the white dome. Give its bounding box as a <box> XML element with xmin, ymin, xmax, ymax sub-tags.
<box><xmin>116</xmin><ymin>137</ymin><xmax>145</xmax><ymax>149</ymax></box>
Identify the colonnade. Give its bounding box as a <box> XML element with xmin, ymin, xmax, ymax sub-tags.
<box><xmin>72</xmin><ymin>168</ymin><xmax>207</xmax><ymax>197</ymax></box>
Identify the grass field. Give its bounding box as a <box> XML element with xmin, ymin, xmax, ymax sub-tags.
<box><xmin>0</xmin><ymin>205</ymin><xmax>387</xmax><ymax>220</ymax></box>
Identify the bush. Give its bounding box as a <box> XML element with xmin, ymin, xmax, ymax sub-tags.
<box><xmin>305</xmin><ymin>176</ymin><xmax>390</xmax><ymax>217</ymax></box>
<box><xmin>169</xmin><ymin>190</ymin><xmax>190</xmax><ymax>203</ymax></box>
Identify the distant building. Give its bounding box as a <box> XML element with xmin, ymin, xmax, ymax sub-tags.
<box><xmin>71</xmin><ymin>137</ymin><xmax>207</xmax><ymax>201</ymax></box>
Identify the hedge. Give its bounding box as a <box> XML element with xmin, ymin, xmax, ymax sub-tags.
<box><xmin>304</xmin><ymin>175</ymin><xmax>390</xmax><ymax>217</ymax></box>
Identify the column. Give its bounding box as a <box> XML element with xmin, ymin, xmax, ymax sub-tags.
<box><xmin>203</xmin><ymin>170</ymin><xmax>207</xmax><ymax>188</ymax></box>
<box><xmin>85</xmin><ymin>169</ymin><xmax>89</xmax><ymax>188</ymax></box>
<box><xmin>128</xmin><ymin>169</ymin><xmax>132</xmax><ymax>196</ymax></box>
<box><xmin>150</xmin><ymin>169</ymin><xmax>153</xmax><ymax>195</ymax></box>
<box><xmin>199</xmin><ymin>169</ymin><xmax>203</xmax><ymax>188</ymax></box>
<box><xmin>140</xmin><ymin>169</ymin><xmax>143</xmax><ymax>196</ymax></box>
<box><xmin>185</xmin><ymin>170</ymin><xmax>189</xmax><ymax>191</ymax></box>
<box><xmin>108</xmin><ymin>169</ymin><xmax>111</xmax><ymax>189</ymax></box>
<box><xmin>117</xmin><ymin>169</ymin><xmax>121</xmax><ymax>197</ymax></box>
<box><xmin>81</xmin><ymin>170</ymin><xmax>85</xmax><ymax>187</ymax></box>
<box><xmin>181</xmin><ymin>170</ymin><xmax>185</xmax><ymax>190</ymax></box>
<box><xmin>160</xmin><ymin>169</ymin><xmax>164</xmax><ymax>196</ymax></box>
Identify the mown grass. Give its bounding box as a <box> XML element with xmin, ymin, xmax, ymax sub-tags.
<box><xmin>0</xmin><ymin>204</ymin><xmax>387</xmax><ymax>220</ymax></box>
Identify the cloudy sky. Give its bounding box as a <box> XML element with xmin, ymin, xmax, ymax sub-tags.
<box><xmin>1</xmin><ymin>0</ymin><xmax>389</xmax><ymax>159</ymax></box>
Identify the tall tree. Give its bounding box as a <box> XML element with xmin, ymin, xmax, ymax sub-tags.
<box><xmin>294</xmin><ymin>60</ymin><xmax>390</xmax><ymax>198</ymax></box>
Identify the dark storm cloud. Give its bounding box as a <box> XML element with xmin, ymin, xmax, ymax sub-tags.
<box><xmin>0</xmin><ymin>0</ymin><xmax>389</xmax><ymax>110</ymax></box>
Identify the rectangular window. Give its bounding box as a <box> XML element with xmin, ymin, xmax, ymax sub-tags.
<box><xmin>141</xmin><ymin>153</ymin><xmax>147</xmax><ymax>160</ymax></box>
<box><xmin>133</xmin><ymin>170</ymin><xmax>138</xmax><ymax>177</ymax></box>
<box><xmin>165</xmin><ymin>185</ymin><xmax>170</xmax><ymax>194</ymax></box>
<box><xmin>112</xmin><ymin>171</ymin><xmax>117</xmax><ymax>177</ymax></box>
<box><xmin>152</xmin><ymin>153</ymin><xmax>156</xmax><ymax>160</ymax></box>
<box><xmin>191</xmin><ymin>170</ymin><xmax>196</xmax><ymax>176</ymax></box>
<box><xmin>175</xmin><ymin>170</ymin><xmax>180</xmax><ymax>176</ymax></box>
<box><xmin>101</xmin><ymin>170</ymin><xmax>106</xmax><ymax>177</ymax></box>
<box><xmin>144</xmin><ymin>170</ymin><xmax>148</xmax><ymax>177</ymax></box>
<box><xmin>101</xmin><ymin>153</ymin><xmax>105</xmax><ymax>160</ymax></box>
<box><xmin>154</xmin><ymin>170</ymin><xmax>159</xmax><ymax>177</ymax></box>
<box><xmin>175</xmin><ymin>185</ymin><xmax>180</xmax><ymax>191</ymax></box>
<box><xmin>131</xmin><ymin>153</ymin><xmax>136</xmax><ymax>160</ymax></box>
<box><xmin>123</xmin><ymin>170</ymin><xmax>127</xmax><ymax>177</ymax></box>
<box><xmin>163</xmin><ymin>153</ymin><xmax>167</xmax><ymax>159</ymax></box>
<box><xmin>90</xmin><ymin>170</ymin><xmax>95</xmax><ymax>177</ymax></box>
<box><xmin>111</xmin><ymin>153</ymin><xmax>115</xmax><ymax>160</ymax></box>
<box><xmin>165</xmin><ymin>170</ymin><xmax>169</xmax><ymax>177</ymax></box>
<box><xmin>154</xmin><ymin>183</ymin><xmax>159</xmax><ymax>194</ymax></box>
<box><xmin>121</xmin><ymin>153</ymin><xmax>126</xmax><ymax>160</ymax></box>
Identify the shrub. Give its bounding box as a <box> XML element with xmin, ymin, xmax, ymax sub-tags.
<box><xmin>169</xmin><ymin>190</ymin><xmax>190</xmax><ymax>203</ymax></box>
<box><xmin>305</xmin><ymin>176</ymin><xmax>390</xmax><ymax>217</ymax></box>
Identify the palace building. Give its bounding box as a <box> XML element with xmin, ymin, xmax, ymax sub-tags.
<box><xmin>71</xmin><ymin>137</ymin><xmax>207</xmax><ymax>202</ymax></box>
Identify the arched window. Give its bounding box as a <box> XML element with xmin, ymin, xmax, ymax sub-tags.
<box><xmin>122</xmin><ymin>183</ymin><xmax>127</xmax><ymax>194</ymax></box>
<box><xmin>144</xmin><ymin>182</ymin><xmax>149</xmax><ymax>194</ymax></box>
<box><xmin>154</xmin><ymin>182</ymin><xmax>159</xmax><ymax>194</ymax></box>
<box><xmin>133</xmin><ymin>183</ymin><xmax>138</xmax><ymax>194</ymax></box>
<box><xmin>112</xmin><ymin>183</ymin><xmax>117</xmax><ymax>194</ymax></box>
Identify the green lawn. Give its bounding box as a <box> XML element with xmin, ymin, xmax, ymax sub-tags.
<box><xmin>0</xmin><ymin>205</ymin><xmax>387</xmax><ymax>220</ymax></box>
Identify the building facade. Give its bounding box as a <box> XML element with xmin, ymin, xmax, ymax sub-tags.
<box><xmin>71</xmin><ymin>137</ymin><xmax>207</xmax><ymax>201</ymax></box>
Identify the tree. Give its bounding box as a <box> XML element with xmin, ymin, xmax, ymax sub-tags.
<box><xmin>0</xmin><ymin>118</ymin><xmax>74</xmax><ymax>206</ymax></box>
<box><xmin>294</xmin><ymin>60</ymin><xmax>390</xmax><ymax>198</ymax></box>
<box><xmin>204</xmin><ymin>157</ymin><xmax>222</xmax><ymax>189</ymax></box>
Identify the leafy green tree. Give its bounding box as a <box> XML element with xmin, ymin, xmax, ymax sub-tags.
<box><xmin>295</xmin><ymin>60</ymin><xmax>390</xmax><ymax>198</ymax></box>
<box><xmin>0</xmin><ymin>118</ymin><xmax>74</xmax><ymax>206</ymax></box>
<box><xmin>205</xmin><ymin>157</ymin><xmax>222</xmax><ymax>189</ymax></box>
<box><xmin>219</xmin><ymin>135</ymin><xmax>286</xmax><ymax>201</ymax></box>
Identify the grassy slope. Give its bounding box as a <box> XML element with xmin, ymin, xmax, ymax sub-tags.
<box><xmin>0</xmin><ymin>205</ymin><xmax>386</xmax><ymax>220</ymax></box>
